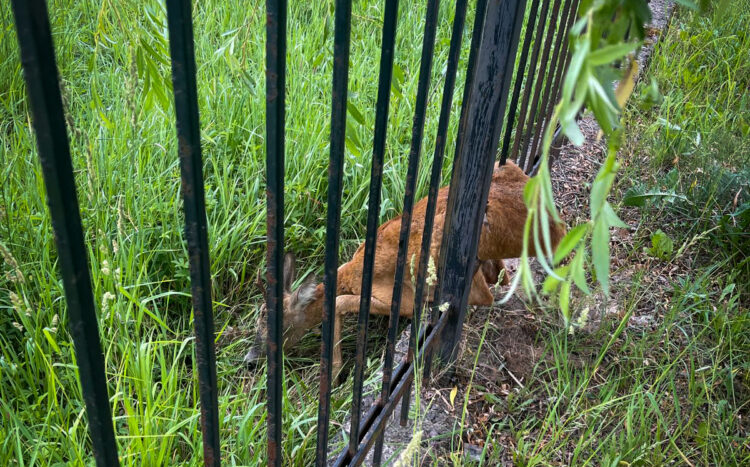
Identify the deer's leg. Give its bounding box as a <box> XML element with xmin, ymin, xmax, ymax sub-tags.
<box><xmin>332</xmin><ymin>295</ymin><xmax>358</xmax><ymax>381</ymax></box>
<box><xmin>481</xmin><ymin>259</ymin><xmax>510</xmax><ymax>287</ymax></box>
<box><xmin>332</xmin><ymin>294</ymin><xmax>391</xmax><ymax>381</ymax></box>
<box><xmin>468</xmin><ymin>267</ymin><xmax>494</xmax><ymax>306</ymax></box>
<box><xmin>497</xmin><ymin>259</ymin><xmax>510</xmax><ymax>286</ymax></box>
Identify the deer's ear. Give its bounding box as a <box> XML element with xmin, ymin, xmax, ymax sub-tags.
<box><xmin>283</xmin><ymin>252</ymin><xmax>296</xmax><ymax>292</ymax></box>
<box><xmin>255</xmin><ymin>268</ymin><xmax>266</xmax><ymax>301</ymax></box>
<box><xmin>291</xmin><ymin>277</ymin><xmax>317</xmax><ymax>310</ymax></box>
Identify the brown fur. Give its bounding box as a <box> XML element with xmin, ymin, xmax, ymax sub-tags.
<box><xmin>246</xmin><ymin>161</ymin><xmax>566</xmax><ymax>377</ymax></box>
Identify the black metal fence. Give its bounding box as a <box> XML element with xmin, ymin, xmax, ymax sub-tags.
<box><xmin>9</xmin><ymin>0</ymin><xmax>580</xmax><ymax>465</ymax></box>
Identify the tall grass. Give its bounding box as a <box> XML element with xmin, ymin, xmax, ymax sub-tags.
<box><xmin>0</xmin><ymin>0</ymin><xmax>557</xmax><ymax>462</ymax></box>
<box><xmin>461</xmin><ymin>2</ymin><xmax>750</xmax><ymax>464</ymax></box>
<box><xmin>0</xmin><ymin>0</ymin><xmax>486</xmax><ymax>463</ymax></box>
<box><xmin>620</xmin><ymin>0</ymin><xmax>750</xmax><ymax>288</ymax></box>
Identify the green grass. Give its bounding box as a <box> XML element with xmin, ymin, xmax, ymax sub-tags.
<box><xmin>2</xmin><ymin>0</ymin><xmax>747</xmax><ymax>465</ymax></box>
<box><xmin>438</xmin><ymin>2</ymin><xmax>749</xmax><ymax>465</ymax></box>
<box><xmin>1</xmin><ymin>0</ymin><xmax>569</xmax><ymax>460</ymax></box>
<box><xmin>0</xmin><ymin>0</ymin><xmax>485</xmax><ymax>464</ymax></box>
<box><xmin>619</xmin><ymin>0</ymin><xmax>750</xmax><ymax>291</ymax></box>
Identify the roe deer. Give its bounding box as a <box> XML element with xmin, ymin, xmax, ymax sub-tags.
<box><xmin>244</xmin><ymin>160</ymin><xmax>566</xmax><ymax>377</ymax></box>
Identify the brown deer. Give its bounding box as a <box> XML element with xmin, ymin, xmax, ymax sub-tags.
<box><xmin>244</xmin><ymin>160</ymin><xmax>566</xmax><ymax>377</ymax></box>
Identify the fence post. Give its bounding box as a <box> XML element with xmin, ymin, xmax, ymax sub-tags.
<box><xmin>436</xmin><ymin>0</ymin><xmax>527</xmax><ymax>362</ymax></box>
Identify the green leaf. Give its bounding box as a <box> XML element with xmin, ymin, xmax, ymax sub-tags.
<box><xmin>647</xmin><ymin>229</ymin><xmax>674</xmax><ymax>260</ymax></box>
<box><xmin>559</xmin><ymin>281</ymin><xmax>571</xmax><ymax>320</ymax></box>
<box><xmin>43</xmin><ymin>328</ymin><xmax>61</xmax><ymax>355</ymax></box>
<box><xmin>391</xmin><ymin>63</ymin><xmax>405</xmax><ymax>98</ymax></box>
<box><xmin>623</xmin><ymin>190</ymin><xmax>686</xmax><ymax>206</ymax></box>
<box><xmin>563</xmin><ymin>38</ymin><xmax>590</xmax><ymax>101</ymax></box>
<box><xmin>562</xmin><ymin>119</ymin><xmax>585</xmax><ymax>145</ymax></box>
<box><xmin>553</xmin><ymin>224</ymin><xmax>589</xmax><ymax>265</ymax></box>
<box><xmin>673</xmin><ymin>0</ymin><xmax>699</xmax><ymax>10</ymax></box>
<box><xmin>570</xmin><ymin>16</ymin><xmax>587</xmax><ymax>36</ymax></box>
<box><xmin>345</xmin><ymin>137</ymin><xmax>361</xmax><ymax>157</ymax></box>
<box><xmin>719</xmin><ymin>283</ymin><xmax>736</xmax><ymax>301</ymax></box>
<box><xmin>592</xmin><ymin>219</ymin><xmax>610</xmax><ymax>294</ymax></box>
<box><xmin>543</xmin><ymin>265</ymin><xmax>569</xmax><ymax>294</ymax></box>
<box><xmin>571</xmin><ymin>249</ymin><xmax>591</xmax><ymax>295</ymax></box>
<box><xmin>345</xmin><ymin>120</ymin><xmax>362</xmax><ymax>150</ymax></box>
<box><xmin>347</xmin><ymin>102</ymin><xmax>366</xmax><ymax>126</ymax></box>
<box><xmin>587</xmin><ymin>42</ymin><xmax>639</xmax><ymax>66</ymax></box>
<box><xmin>392</xmin><ymin>63</ymin><xmax>405</xmax><ymax>87</ymax></box>
<box><xmin>590</xmin><ymin>173</ymin><xmax>613</xmax><ymax>219</ymax></box>
<box><xmin>590</xmin><ymin>154</ymin><xmax>617</xmax><ymax>219</ymax></box>
<box><xmin>523</xmin><ymin>177</ymin><xmax>538</xmax><ymax>205</ymax></box>
<box><xmin>602</xmin><ymin>202</ymin><xmax>628</xmax><ymax>229</ymax></box>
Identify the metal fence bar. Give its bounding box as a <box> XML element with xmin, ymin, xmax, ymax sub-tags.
<box><xmin>437</xmin><ymin>0</ymin><xmax>528</xmax><ymax>361</ymax></box>
<box><xmin>517</xmin><ymin>0</ymin><xmax>564</xmax><ymax>172</ymax></box>
<box><xmin>333</xmin><ymin>360</ymin><xmax>409</xmax><ymax>467</ymax></box>
<box><xmin>401</xmin><ymin>0</ymin><xmax>472</xmax><ymax>425</ymax></box>
<box><xmin>526</xmin><ymin>0</ymin><xmax>574</xmax><ymax>170</ymax></box>
<box><xmin>264</xmin><ymin>0</ymin><xmax>287</xmax><ymax>464</ymax></box>
<box><xmin>508</xmin><ymin>0</ymin><xmax>552</xmax><ymax>164</ymax></box>
<box><xmin>9</xmin><ymin>2</ymin><xmax>120</xmax><ymax>465</ymax></box>
<box><xmin>548</xmin><ymin>0</ymin><xmax>580</xmax><ymax>163</ymax></box>
<box><xmin>499</xmin><ymin>0</ymin><xmax>542</xmax><ymax>165</ymax></box>
<box><xmin>164</xmin><ymin>1</ymin><xmax>221</xmax><ymax>465</ymax></box>
<box><xmin>333</xmin><ymin>308</ymin><xmax>450</xmax><ymax>466</ymax></box>
<box><xmin>348</xmin><ymin>0</ymin><xmax>400</xmax><ymax>457</ymax></box>
<box><xmin>419</xmin><ymin>0</ymin><xmax>489</xmax><ymax>385</ymax></box>
<box><xmin>316</xmin><ymin>0</ymin><xmax>353</xmax><ymax>464</ymax></box>
<box><xmin>371</xmin><ymin>0</ymin><xmax>441</xmax><ymax>463</ymax></box>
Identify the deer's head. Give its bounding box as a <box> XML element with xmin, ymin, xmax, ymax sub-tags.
<box><xmin>244</xmin><ymin>253</ymin><xmax>322</xmax><ymax>365</ymax></box>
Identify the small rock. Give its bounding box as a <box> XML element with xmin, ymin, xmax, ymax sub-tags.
<box><xmin>464</xmin><ymin>443</ymin><xmax>483</xmax><ymax>462</ymax></box>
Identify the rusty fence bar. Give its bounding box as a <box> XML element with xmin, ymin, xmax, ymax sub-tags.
<box><xmin>419</xmin><ymin>0</ymin><xmax>490</xmax><ymax>386</ymax></box>
<box><xmin>544</xmin><ymin>0</ymin><xmax>581</xmax><ymax>166</ymax></box>
<box><xmin>372</xmin><ymin>0</ymin><xmax>443</xmax><ymax>462</ymax></box>
<box><xmin>9</xmin><ymin>1</ymin><xmax>120</xmax><ymax>465</ymax></box>
<box><xmin>315</xmin><ymin>0</ymin><xmax>353</xmax><ymax>464</ymax></box>
<box><xmin>437</xmin><ymin>0</ymin><xmax>528</xmax><ymax>361</ymax></box>
<box><xmin>371</xmin><ymin>0</ymin><xmax>442</xmax><ymax>462</ymax></box>
<box><xmin>264</xmin><ymin>0</ymin><xmax>287</xmax><ymax>465</ymax></box>
<box><xmin>348</xmin><ymin>0</ymin><xmax>400</xmax><ymax>457</ymax></box>
<box><xmin>405</xmin><ymin>0</ymin><xmax>472</xmax><ymax>395</ymax></box>
<box><xmin>517</xmin><ymin>0</ymin><xmax>564</xmax><ymax>172</ymax></box>
<box><xmin>509</xmin><ymin>0</ymin><xmax>553</xmax><ymax>165</ymax></box>
<box><xmin>164</xmin><ymin>1</ymin><xmax>221</xmax><ymax>465</ymax></box>
<box><xmin>499</xmin><ymin>0</ymin><xmax>543</xmax><ymax>165</ymax></box>
<box><xmin>526</xmin><ymin>0</ymin><xmax>575</xmax><ymax>172</ymax></box>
